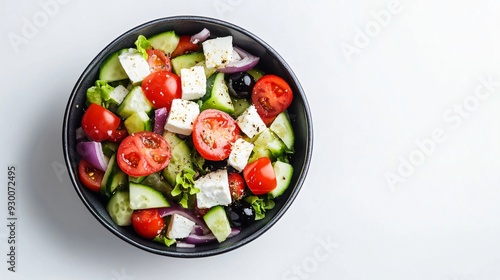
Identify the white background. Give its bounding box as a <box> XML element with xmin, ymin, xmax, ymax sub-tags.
<box><xmin>1</xmin><ymin>0</ymin><xmax>500</xmax><ymax>279</ymax></box>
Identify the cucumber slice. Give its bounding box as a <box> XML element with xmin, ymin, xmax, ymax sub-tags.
<box><xmin>161</xmin><ymin>132</ymin><xmax>193</xmax><ymax>185</ymax></box>
<box><xmin>100</xmin><ymin>154</ymin><xmax>128</xmax><ymax>197</ymax></box>
<box><xmin>101</xmin><ymin>141</ymin><xmax>118</xmax><ymax>157</ymax></box>
<box><xmin>201</xmin><ymin>72</ymin><xmax>234</xmax><ymax>114</ymax></box>
<box><xmin>269</xmin><ymin>161</ymin><xmax>294</xmax><ymax>198</ymax></box>
<box><xmin>141</xmin><ymin>172</ymin><xmax>175</xmax><ymax>199</ymax></box>
<box><xmin>106</xmin><ymin>190</ymin><xmax>133</xmax><ymax>226</ymax></box>
<box><xmin>171</xmin><ymin>52</ymin><xmax>206</xmax><ymax>75</ymax></box>
<box><xmin>203</xmin><ymin>205</ymin><xmax>231</xmax><ymax>243</ymax></box>
<box><xmin>253</xmin><ymin>128</ymin><xmax>285</xmax><ymax>157</ymax></box>
<box><xmin>129</xmin><ymin>182</ymin><xmax>170</xmax><ymax>210</ymax></box>
<box><xmin>116</xmin><ymin>86</ymin><xmax>153</xmax><ymax>119</ymax></box>
<box><xmin>124</xmin><ymin>111</ymin><xmax>152</xmax><ymax>134</ymax></box>
<box><xmin>270</xmin><ymin>112</ymin><xmax>295</xmax><ymax>153</ymax></box>
<box><xmin>99</xmin><ymin>49</ymin><xmax>128</xmax><ymax>82</ymax></box>
<box><xmin>247</xmin><ymin>68</ymin><xmax>265</xmax><ymax>81</ymax></box>
<box><xmin>149</xmin><ymin>31</ymin><xmax>180</xmax><ymax>56</ymax></box>
<box><xmin>129</xmin><ymin>175</ymin><xmax>146</xmax><ymax>184</ymax></box>
<box><xmin>231</xmin><ymin>97</ymin><xmax>251</xmax><ymax>117</ymax></box>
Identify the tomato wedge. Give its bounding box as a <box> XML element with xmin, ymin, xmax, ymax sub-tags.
<box><xmin>131</xmin><ymin>209</ymin><xmax>165</xmax><ymax>239</ymax></box>
<box><xmin>142</xmin><ymin>70</ymin><xmax>182</xmax><ymax>109</ymax></box>
<box><xmin>228</xmin><ymin>172</ymin><xmax>246</xmax><ymax>201</ymax></box>
<box><xmin>192</xmin><ymin>109</ymin><xmax>240</xmax><ymax>161</ymax></box>
<box><xmin>116</xmin><ymin>131</ymin><xmax>171</xmax><ymax>177</ymax></box>
<box><xmin>171</xmin><ymin>35</ymin><xmax>199</xmax><ymax>58</ymax></box>
<box><xmin>78</xmin><ymin>159</ymin><xmax>104</xmax><ymax>192</ymax></box>
<box><xmin>243</xmin><ymin>157</ymin><xmax>277</xmax><ymax>195</ymax></box>
<box><xmin>147</xmin><ymin>49</ymin><xmax>171</xmax><ymax>73</ymax></box>
<box><xmin>252</xmin><ymin>75</ymin><xmax>293</xmax><ymax>118</ymax></box>
<box><xmin>81</xmin><ymin>103</ymin><xmax>121</xmax><ymax>141</ymax></box>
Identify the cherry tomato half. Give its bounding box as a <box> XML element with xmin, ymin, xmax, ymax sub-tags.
<box><xmin>107</xmin><ymin>128</ymin><xmax>128</xmax><ymax>143</ymax></box>
<box><xmin>243</xmin><ymin>157</ymin><xmax>277</xmax><ymax>195</ymax></box>
<box><xmin>251</xmin><ymin>75</ymin><xmax>293</xmax><ymax>118</ymax></box>
<box><xmin>147</xmin><ymin>49</ymin><xmax>171</xmax><ymax>73</ymax></box>
<box><xmin>142</xmin><ymin>70</ymin><xmax>182</xmax><ymax>109</ymax></box>
<box><xmin>228</xmin><ymin>172</ymin><xmax>246</xmax><ymax>201</ymax></box>
<box><xmin>81</xmin><ymin>103</ymin><xmax>121</xmax><ymax>141</ymax></box>
<box><xmin>192</xmin><ymin>109</ymin><xmax>240</xmax><ymax>161</ymax></box>
<box><xmin>171</xmin><ymin>35</ymin><xmax>199</xmax><ymax>58</ymax></box>
<box><xmin>78</xmin><ymin>159</ymin><xmax>104</xmax><ymax>192</ymax></box>
<box><xmin>131</xmin><ymin>209</ymin><xmax>165</xmax><ymax>239</ymax></box>
<box><xmin>116</xmin><ymin>131</ymin><xmax>171</xmax><ymax>177</ymax></box>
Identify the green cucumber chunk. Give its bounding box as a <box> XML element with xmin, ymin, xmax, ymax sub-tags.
<box><xmin>247</xmin><ymin>68</ymin><xmax>265</xmax><ymax>81</ymax></box>
<box><xmin>149</xmin><ymin>31</ymin><xmax>180</xmax><ymax>56</ymax></box>
<box><xmin>161</xmin><ymin>132</ymin><xmax>193</xmax><ymax>185</ymax></box>
<box><xmin>231</xmin><ymin>97</ymin><xmax>251</xmax><ymax>117</ymax></box>
<box><xmin>129</xmin><ymin>175</ymin><xmax>146</xmax><ymax>184</ymax></box>
<box><xmin>124</xmin><ymin>111</ymin><xmax>152</xmax><ymax>134</ymax></box>
<box><xmin>252</xmin><ymin>128</ymin><xmax>286</xmax><ymax>157</ymax></box>
<box><xmin>203</xmin><ymin>205</ymin><xmax>231</xmax><ymax>243</ymax></box>
<box><xmin>99</xmin><ymin>49</ymin><xmax>129</xmax><ymax>82</ymax></box>
<box><xmin>101</xmin><ymin>141</ymin><xmax>118</xmax><ymax>157</ymax></box>
<box><xmin>129</xmin><ymin>182</ymin><xmax>170</xmax><ymax>210</ymax></box>
<box><xmin>100</xmin><ymin>154</ymin><xmax>128</xmax><ymax>197</ymax></box>
<box><xmin>201</xmin><ymin>72</ymin><xmax>234</xmax><ymax>114</ymax></box>
<box><xmin>106</xmin><ymin>190</ymin><xmax>133</xmax><ymax>226</ymax></box>
<box><xmin>171</xmin><ymin>52</ymin><xmax>206</xmax><ymax>76</ymax></box>
<box><xmin>117</xmin><ymin>86</ymin><xmax>153</xmax><ymax>119</ymax></box>
<box><xmin>269</xmin><ymin>161</ymin><xmax>294</xmax><ymax>198</ymax></box>
<box><xmin>269</xmin><ymin>112</ymin><xmax>295</xmax><ymax>153</ymax></box>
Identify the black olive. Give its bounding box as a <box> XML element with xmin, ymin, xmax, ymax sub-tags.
<box><xmin>226</xmin><ymin>200</ymin><xmax>255</xmax><ymax>227</ymax></box>
<box><xmin>227</xmin><ymin>72</ymin><xmax>255</xmax><ymax>99</ymax></box>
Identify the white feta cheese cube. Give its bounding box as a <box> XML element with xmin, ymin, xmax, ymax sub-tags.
<box><xmin>165</xmin><ymin>99</ymin><xmax>200</xmax><ymax>135</ymax></box>
<box><xmin>118</xmin><ymin>49</ymin><xmax>151</xmax><ymax>85</ymax></box>
<box><xmin>202</xmin><ymin>36</ymin><xmax>233</xmax><ymax>69</ymax></box>
<box><xmin>228</xmin><ymin>138</ymin><xmax>254</xmax><ymax>172</ymax></box>
<box><xmin>181</xmin><ymin>66</ymin><xmax>207</xmax><ymax>100</ymax></box>
<box><xmin>109</xmin><ymin>85</ymin><xmax>129</xmax><ymax>105</ymax></box>
<box><xmin>195</xmin><ymin>169</ymin><xmax>232</xmax><ymax>209</ymax></box>
<box><xmin>236</xmin><ymin>105</ymin><xmax>267</xmax><ymax>138</ymax></box>
<box><xmin>166</xmin><ymin>214</ymin><xmax>196</xmax><ymax>239</ymax></box>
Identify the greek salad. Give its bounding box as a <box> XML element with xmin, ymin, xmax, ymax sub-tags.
<box><xmin>75</xmin><ymin>28</ymin><xmax>295</xmax><ymax>247</ymax></box>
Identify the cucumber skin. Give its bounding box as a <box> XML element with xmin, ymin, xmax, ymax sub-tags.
<box><xmin>200</xmin><ymin>72</ymin><xmax>234</xmax><ymax>114</ymax></box>
<box><xmin>203</xmin><ymin>205</ymin><xmax>231</xmax><ymax>243</ymax></box>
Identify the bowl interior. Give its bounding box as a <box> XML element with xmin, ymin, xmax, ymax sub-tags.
<box><xmin>63</xmin><ymin>16</ymin><xmax>313</xmax><ymax>257</ymax></box>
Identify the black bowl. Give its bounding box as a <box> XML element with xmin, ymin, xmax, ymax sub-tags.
<box><xmin>62</xmin><ymin>16</ymin><xmax>313</xmax><ymax>257</ymax></box>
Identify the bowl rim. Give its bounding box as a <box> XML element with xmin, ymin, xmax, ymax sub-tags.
<box><xmin>62</xmin><ymin>15</ymin><xmax>313</xmax><ymax>257</ymax></box>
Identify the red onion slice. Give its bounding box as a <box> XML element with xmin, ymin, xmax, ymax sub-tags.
<box><xmin>158</xmin><ymin>205</ymin><xmax>210</xmax><ymax>234</ymax></box>
<box><xmin>76</xmin><ymin>141</ymin><xmax>109</xmax><ymax>171</ymax></box>
<box><xmin>190</xmin><ymin>28</ymin><xmax>210</xmax><ymax>44</ymax></box>
<box><xmin>185</xmin><ymin>228</ymin><xmax>240</xmax><ymax>245</ymax></box>
<box><xmin>154</xmin><ymin>107</ymin><xmax>168</xmax><ymax>135</ymax></box>
<box><xmin>218</xmin><ymin>46</ymin><xmax>260</xmax><ymax>74</ymax></box>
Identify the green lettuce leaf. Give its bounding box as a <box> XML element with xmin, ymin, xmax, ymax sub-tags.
<box><xmin>171</xmin><ymin>168</ymin><xmax>200</xmax><ymax>208</ymax></box>
<box><xmin>135</xmin><ymin>35</ymin><xmax>151</xmax><ymax>60</ymax></box>
<box><xmin>86</xmin><ymin>80</ymin><xmax>115</xmax><ymax>107</ymax></box>
<box><xmin>245</xmin><ymin>195</ymin><xmax>275</xmax><ymax>220</ymax></box>
<box><xmin>153</xmin><ymin>235</ymin><xmax>176</xmax><ymax>247</ymax></box>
